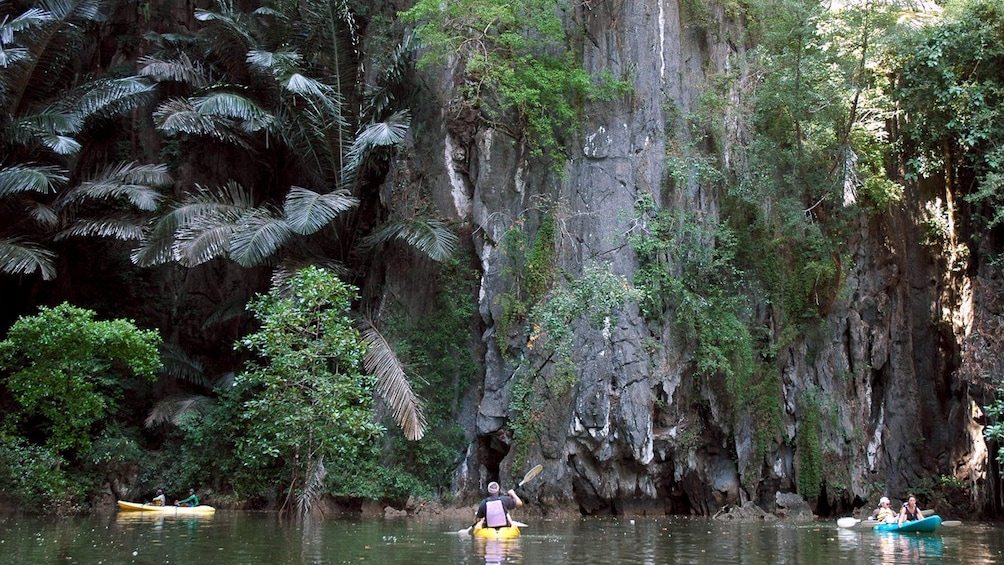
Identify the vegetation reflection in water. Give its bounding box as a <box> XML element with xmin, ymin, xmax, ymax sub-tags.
<box><xmin>1</xmin><ymin>513</ymin><xmax>1003</xmax><ymax>564</ymax></box>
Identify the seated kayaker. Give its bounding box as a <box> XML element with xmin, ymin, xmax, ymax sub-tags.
<box><xmin>472</xmin><ymin>481</ymin><xmax>523</xmax><ymax>530</ymax></box>
<box><xmin>898</xmin><ymin>494</ymin><xmax>923</xmax><ymax>525</ymax></box>
<box><xmin>150</xmin><ymin>489</ymin><xmax>166</xmax><ymax>506</ymax></box>
<box><xmin>175</xmin><ymin>488</ymin><xmax>199</xmax><ymax>507</ymax></box>
<box><xmin>869</xmin><ymin>496</ymin><xmax>897</xmax><ymax>523</ymax></box>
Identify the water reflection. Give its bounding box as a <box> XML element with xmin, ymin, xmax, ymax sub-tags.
<box><xmin>2</xmin><ymin>513</ymin><xmax>1003</xmax><ymax>564</ymax></box>
<box><xmin>474</xmin><ymin>536</ymin><xmax>522</xmax><ymax>564</ymax></box>
<box><xmin>875</xmin><ymin>532</ymin><xmax>944</xmax><ymax>561</ymax></box>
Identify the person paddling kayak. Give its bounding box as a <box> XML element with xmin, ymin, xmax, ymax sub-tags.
<box><xmin>473</xmin><ymin>481</ymin><xmax>523</xmax><ymax>530</ymax></box>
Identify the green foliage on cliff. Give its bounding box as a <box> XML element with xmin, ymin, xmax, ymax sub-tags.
<box><xmin>496</xmin><ymin>210</ymin><xmax>559</xmax><ymax>353</ymax></box>
<box><xmin>401</xmin><ymin>0</ymin><xmax>628</xmax><ymax>163</ymax></box>
<box><xmin>796</xmin><ymin>391</ymin><xmax>823</xmax><ymax>499</ymax></box>
<box><xmin>894</xmin><ymin>0</ymin><xmax>1004</xmax><ymax>230</ymax></box>
<box><xmin>379</xmin><ymin>255</ymin><xmax>481</xmax><ymax>495</ymax></box>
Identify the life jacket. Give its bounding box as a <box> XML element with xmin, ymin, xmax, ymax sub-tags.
<box><xmin>876</xmin><ymin>507</ymin><xmax>896</xmax><ymax>523</ymax></box>
<box><xmin>485</xmin><ymin>499</ymin><xmax>508</xmax><ymax>528</ymax></box>
<box><xmin>903</xmin><ymin>504</ymin><xmax>921</xmax><ymax>521</ymax></box>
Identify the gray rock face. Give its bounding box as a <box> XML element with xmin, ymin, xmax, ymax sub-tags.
<box><xmin>386</xmin><ymin>0</ymin><xmax>988</xmax><ymax>517</ymax></box>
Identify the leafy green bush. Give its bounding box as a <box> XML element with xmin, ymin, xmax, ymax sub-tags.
<box><xmin>0</xmin><ymin>303</ymin><xmax>160</xmax><ymax>512</ymax></box>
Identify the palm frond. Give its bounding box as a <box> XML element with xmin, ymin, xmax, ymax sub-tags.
<box><xmin>71</xmin><ymin>77</ymin><xmax>158</xmax><ymax>123</ymax></box>
<box><xmin>154</xmin><ymin>97</ymin><xmax>251</xmax><ymax>147</ymax></box>
<box><xmin>131</xmin><ymin>203</ymin><xmax>184</xmax><ymax>267</ymax></box>
<box><xmin>9</xmin><ymin>110</ymin><xmax>80</xmax><ymax>142</ymax></box>
<box><xmin>360</xmin><ymin>31</ymin><xmax>419</xmax><ymax>120</ymax></box>
<box><xmin>191</xmin><ymin>92</ymin><xmax>275</xmax><ymax>132</ymax></box>
<box><xmin>138</xmin><ymin>53</ymin><xmax>209</xmax><ymax>87</ymax></box>
<box><xmin>229</xmin><ymin>207</ymin><xmax>292</xmax><ymax>267</ymax></box>
<box><xmin>39</xmin><ymin>133</ymin><xmax>82</xmax><ymax>155</ymax></box>
<box><xmin>0</xmin><ymin>164</ymin><xmax>67</xmax><ymax>197</ymax></box>
<box><xmin>295</xmin><ymin>455</ymin><xmax>326</xmax><ymax>520</ymax></box>
<box><xmin>0</xmin><ymin>237</ymin><xmax>57</xmax><ymax>280</ymax></box>
<box><xmin>284</xmin><ymin>73</ymin><xmax>336</xmax><ymax>101</ymax></box>
<box><xmin>144</xmin><ymin>395</ymin><xmax>216</xmax><ymax>427</ymax></box>
<box><xmin>58</xmin><ymin>162</ymin><xmax>170</xmax><ymax>211</ymax></box>
<box><xmin>54</xmin><ymin>217</ymin><xmax>146</xmax><ymax>240</ymax></box>
<box><xmin>360</xmin><ymin>319</ymin><xmax>426</xmax><ymax>441</ymax></box>
<box><xmin>166</xmin><ymin>181</ymin><xmax>257</xmax><ymax>266</ymax></box>
<box><xmin>283</xmin><ymin>186</ymin><xmax>357</xmax><ymax>235</ymax></box>
<box><xmin>174</xmin><ymin>212</ymin><xmax>240</xmax><ymax>267</ymax></box>
<box><xmin>27</xmin><ymin>201</ymin><xmax>59</xmax><ymax>227</ymax></box>
<box><xmin>47</xmin><ymin>0</ymin><xmax>106</xmax><ymax>22</ymax></box>
<box><xmin>246</xmin><ymin>48</ymin><xmax>301</xmax><ymax>75</ymax></box>
<box><xmin>194</xmin><ymin>2</ymin><xmax>256</xmax><ymax>47</ymax></box>
<box><xmin>158</xmin><ymin>343</ymin><xmax>207</xmax><ymax>382</ymax></box>
<box><xmin>203</xmin><ymin>295</ymin><xmax>251</xmax><ymax>328</ymax></box>
<box><xmin>0</xmin><ymin>46</ymin><xmax>31</xmax><ymax>66</ymax></box>
<box><xmin>0</xmin><ymin>9</ymin><xmax>54</xmax><ymax>44</ymax></box>
<box><xmin>358</xmin><ymin>218</ymin><xmax>458</xmax><ymax>262</ymax></box>
<box><xmin>342</xmin><ymin>110</ymin><xmax>410</xmax><ymax>185</ymax></box>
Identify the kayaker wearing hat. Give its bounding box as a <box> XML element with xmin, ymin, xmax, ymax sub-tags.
<box><xmin>473</xmin><ymin>481</ymin><xmax>523</xmax><ymax>530</ymax></box>
<box><xmin>870</xmin><ymin>496</ymin><xmax>896</xmax><ymax>523</ymax></box>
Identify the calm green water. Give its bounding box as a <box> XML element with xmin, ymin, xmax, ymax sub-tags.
<box><xmin>1</xmin><ymin>512</ymin><xmax>1002</xmax><ymax>564</ymax></box>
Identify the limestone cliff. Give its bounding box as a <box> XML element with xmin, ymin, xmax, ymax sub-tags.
<box><xmin>380</xmin><ymin>0</ymin><xmax>991</xmax><ymax>516</ymax></box>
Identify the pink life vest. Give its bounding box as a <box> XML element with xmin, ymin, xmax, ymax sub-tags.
<box><xmin>485</xmin><ymin>499</ymin><xmax>508</xmax><ymax>528</ymax></box>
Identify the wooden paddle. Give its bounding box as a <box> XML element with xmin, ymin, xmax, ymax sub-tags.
<box><xmin>458</xmin><ymin>465</ymin><xmax>543</xmax><ymax>535</ymax></box>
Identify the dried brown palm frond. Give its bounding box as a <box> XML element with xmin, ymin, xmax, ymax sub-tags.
<box><xmin>359</xmin><ymin>319</ymin><xmax>426</xmax><ymax>441</ymax></box>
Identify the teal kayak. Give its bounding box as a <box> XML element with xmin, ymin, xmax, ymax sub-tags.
<box><xmin>873</xmin><ymin>515</ymin><xmax>942</xmax><ymax>533</ymax></box>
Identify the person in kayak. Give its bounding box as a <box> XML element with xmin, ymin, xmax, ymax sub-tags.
<box><xmin>869</xmin><ymin>496</ymin><xmax>897</xmax><ymax>523</ymax></box>
<box><xmin>473</xmin><ymin>481</ymin><xmax>523</xmax><ymax>530</ymax></box>
<box><xmin>898</xmin><ymin>494</ymin><xmax>923</xmax><ymax>525</ymax></box>
<box><xmin>149</xmin><ymin>489</ymin><xmax>166</xmax><ymax>506</ymax></box>
<box><xmin>175</xmin><ymin>488</ymin><xmax>199</xmax><ymax>507</ymax></box>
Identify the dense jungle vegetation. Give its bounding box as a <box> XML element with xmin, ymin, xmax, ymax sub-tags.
<box><xmin>2</xmin><ymin>0</ymin><xmax>1004</xmax><ymax>515</ymax></box>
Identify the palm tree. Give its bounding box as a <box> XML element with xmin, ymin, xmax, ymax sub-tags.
<box><xmin>0</xmin><ymin>0</ymin><xmax>163</xmax><ymax>279</ymax></box>
<box><xmin>131</xmin><ymin>0</ymin><xmax>453</xmax><ymax>443</ymax></box>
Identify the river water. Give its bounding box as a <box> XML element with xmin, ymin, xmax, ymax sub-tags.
<box><xmin>1</xmin><ymin>512</ymin><xmax>1001</xmax><ymax>564</ymax></box>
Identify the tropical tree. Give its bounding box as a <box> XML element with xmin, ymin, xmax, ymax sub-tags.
<box><xmin>227</xmin><ymin>266</ymin><xmax>386</xmax><ymax>516</ymax></box>
<box><xmin>0</xmin><ymin>303</ymin><xmax>161</xmax><ymax>511</ymax></box>
<box><xmin>0</xmin><ymin>0</ymin><xmax>164</xmax><ymax>279</ymax></box>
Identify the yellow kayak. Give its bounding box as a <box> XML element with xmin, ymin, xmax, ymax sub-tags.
<box><xmin>117</xmin><ymin>501</ymin><xmax>216</xmax><ymax>515</ymax></box>
<box><xmin>473</xmin><ymin>525</ymin><xmax>520</xmax><ymax>539</ymax></box>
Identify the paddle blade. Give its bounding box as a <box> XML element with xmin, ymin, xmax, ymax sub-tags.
<box><xmin>837</xmin><ymin>517</ymin><xmax>860</xmax><ymax>528</ymax></box>
<box><xmin>519</xmin><ymin>464</ymin><xmax>543</xmax><ymax>487</ymax></box>
<box><xmin>942</xmin><ymin>520</ymin><xmax>962</xmax><ymax>527</ymax></box>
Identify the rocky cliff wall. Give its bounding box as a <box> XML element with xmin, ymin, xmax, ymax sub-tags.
<box><xmin>383</xmin><ymin>0</ymin><xmax>990</xmax><ymax>516</ymax></box>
